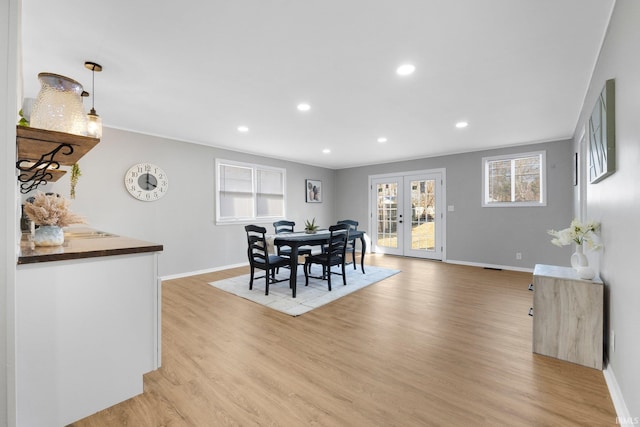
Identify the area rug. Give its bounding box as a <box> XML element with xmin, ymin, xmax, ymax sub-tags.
<box><xmin>208</xmin><ymin>265</ymin><xmax>400</xmax><ymax>316</ymax></box>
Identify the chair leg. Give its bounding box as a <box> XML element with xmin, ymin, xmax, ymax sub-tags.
<box><xmin>342</xmin><ymin>261</ymin><xmax>347</xmax><ymax>286</ymax></box>
<box><xmin>304</xmin><ymin>261</ymin><xmax>310</xmax><ymax>286</ymax></box>
<box><xmin>327</xmin><ymin>267</ymin><xmax>332</xmax><ymax>291</ymax></box>
<box><xmin>265</xmin><ymin>273</ymin><xmax>270</xmax><ymax>295</ymax></box>
<box><xmin>249</xmin><ymin>266</ymin><xmax>254</xmax><ymax>290</ymax></box>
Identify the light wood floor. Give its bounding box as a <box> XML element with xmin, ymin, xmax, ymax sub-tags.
<box><xmin>70</xmin><ymin>254</ymin><xmax>617</xmax><ymax>426</ymax></box>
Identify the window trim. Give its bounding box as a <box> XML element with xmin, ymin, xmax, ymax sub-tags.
<box><xmin>481</xmin><ymin>150</ymin><xmax>547</xmax><ymax>208</ymax></box>
<box><xmin>215</xmin><ymin>158</ymin><xmax>286</xmax><ymax>224</ymax></box>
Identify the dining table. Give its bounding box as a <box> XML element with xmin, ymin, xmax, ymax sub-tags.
<box><xmin>272</xmin><ymin>229</ymin><xmax>366</xmax><ymax>298</ymax></box>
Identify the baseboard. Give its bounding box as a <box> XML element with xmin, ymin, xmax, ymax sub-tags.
<box><xmin>603</xmin><ymin>364</ymin><xmax>636</xmax><ymax>426</ymax></box>
<box><xmin>162</xmin><ymin>259</ymin><xmax>532</xmax><ymax>281</ymax></box>
<box><xmin>445</xmin><ymin>259</ymin><xmax>534</xmax><ymax>273</ymax></box>
<box><xmin>160</xmin><ymin>262</ymin><xmax>248</xmax><ymax>281</ymax></box>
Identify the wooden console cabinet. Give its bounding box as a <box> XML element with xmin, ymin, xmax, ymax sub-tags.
<box><xmin>532</xmin><ymin>264</ymin><xmax>603</xmax><ymax>370</ymax></box>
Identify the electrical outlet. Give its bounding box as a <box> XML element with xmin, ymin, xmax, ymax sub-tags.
<box><xmin>516</xmin><ymin>252</ymin><xmax>522</xmax><ymax>260</ymax></box>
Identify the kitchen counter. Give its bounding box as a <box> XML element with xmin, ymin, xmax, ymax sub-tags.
<box><xmin>16</xmin><ymin>227</ymin><xmax>163</xmax><ymax>426</ymax></box>
<box><xmin>18</xmin><ymin>227</ymin><xmax>163</xmax><ymax>264</ymax></box>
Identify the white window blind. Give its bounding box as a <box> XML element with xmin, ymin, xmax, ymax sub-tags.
<box><xmin>216</xmin><ymin>159</ymin><xmax>286</xmax><ymax>223</ymax></box>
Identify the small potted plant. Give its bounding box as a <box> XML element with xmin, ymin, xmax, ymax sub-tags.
<box><xmin>304</xmin><ymin>218</ymin><xmax>319</xmax><ymax>234</ymax></box>
<box><xmin>24</xmin><ymin>192</ymin><xmax>85</xmax><ymax>246</ymax></box>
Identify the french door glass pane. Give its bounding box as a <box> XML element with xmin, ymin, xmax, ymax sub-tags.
<box><xmin>410</xmin><ymin>179</ymin><xmax>435</xmax><ymax>251</ymax></box>
<box><xmin>376</xmin><ymin>183</ymin><xmax>398</xmax><ymax>249</ymax></box>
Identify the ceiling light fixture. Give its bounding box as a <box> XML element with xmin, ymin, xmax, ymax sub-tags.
<box><xmin>377</xmin><ymin>137</ymin><xmax>388</xmax><ymax>143</ymax></box>
<box><xmin>455</xmin><ymin>121</ymin><xmax>469</xmax><ymax>129</ymax></box>
<box><xmin>297</xmin><ymin>103</ymin><xmax>311</xmax><ymax>111</ymax></box>
<box><xmin>322</xmin><ymin>148</ymin><xmax>331</xmax><ymax>154</ymax></box>
<box><xmin>84</xmin><ymin>61</ymin><xmax>103</xmax><ymax>138</ymax></box>
<box><xmin>237</xmin><ymin>125</ymin><xmax>249</xmax><ymax>133</ymax></box>
<box><xmin>396</xmin><ymin>64</ymin><xmax>416</xmax><ymax>76</ymax></box>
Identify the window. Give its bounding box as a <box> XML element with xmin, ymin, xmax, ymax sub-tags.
<box><xmin>216</xmin><ymin>159</ymin><xmax>285</xmax><ymax>223</ymax></box>
<box><xmin>482</xmin><ymin>151</ymin><xmax>546</xmax><ymax>207</ymax></box>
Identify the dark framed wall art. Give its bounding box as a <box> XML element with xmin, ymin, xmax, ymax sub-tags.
<box><xmin>306</xmin><ymin>179</ymin><xmax>322</xmax><ymax>203</ymax></box>
<box><xmin>588</xmin><ymin>78</ymin><xmax>616</xmax><ymax>184</ymax></box>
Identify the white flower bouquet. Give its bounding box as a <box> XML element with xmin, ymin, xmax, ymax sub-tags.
<box><xmin>548</xmin><ymin>218</ymin><xmax>602</xmax><ymax>250</ymax></box>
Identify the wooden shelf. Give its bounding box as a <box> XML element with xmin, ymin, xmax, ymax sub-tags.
<box><xmin>17</xmin><ymin>126</ymin><xmax>100</xmax><ymax>166</ymax></box>
<box><xmin>16</xmin><ymin>125</ymin><xmax>99</xmax><ymax>193</ymax></box>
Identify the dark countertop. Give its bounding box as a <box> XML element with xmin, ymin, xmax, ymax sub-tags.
<box><xmin>18</xmin><ymin>227</ymin><xmax>163</xmax><ymax>265</ymax></box>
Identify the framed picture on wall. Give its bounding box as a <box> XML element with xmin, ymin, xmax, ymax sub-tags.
<box><xmin>306</xmin><ymin>179</ymin><xmax>322</xmax><ymax>203</ymax></box>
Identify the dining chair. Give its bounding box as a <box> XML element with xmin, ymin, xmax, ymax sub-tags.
<box><xmin>273</xmin><ymin>220</ymin><xmax>313</xmax><ymax>260</ymax></box>
<box><xmin>245</xmin><ymin>225</ymin><xmax>290</xmax><ymax>295</ymax></box>
<box><xmin>303</xmin><ymin>223</ymin><xmax>350</xmax><ymax>291</ymax></box>
<box><xmin>337</xmin><ymin>219</ymin><xmax>359</xmax><ymax>269</ymax></box>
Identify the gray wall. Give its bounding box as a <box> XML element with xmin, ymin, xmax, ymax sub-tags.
<box><xmin>40</xmin><ymin>127</ymin><xmax>336</xmax><ymax>277</ymax></box>
<box><xmin>574</xmin><ymin>0</ymin><xmax>639</xmax><ymax>418</ymax></box>
<box><xmin>335</xmin><ymin>139</ymin><xmax>574</xmax><ymax>270</ymax></box>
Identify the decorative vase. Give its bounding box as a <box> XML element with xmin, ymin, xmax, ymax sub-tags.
<box><xmin>30</xmin><ymin>73</ymin><xmax>87</xmax><ymax>136</ymax></box>
<box><xmin>305</xmin><ymin>230</ymin><xmax>317</xmax><ymax>234</ymax></box>
<box><xmin>33</xmin><ymin>225</ymin><xmax>64</xmax><ymax>247</ymax></box>
<box><xmin>570</xmin><ymin>244</ymin><xmax>588</xmax><ymax>269</ymax></box>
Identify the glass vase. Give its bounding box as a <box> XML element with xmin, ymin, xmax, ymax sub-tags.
<box><xmin>30</xmin><ymin>73</ymin><xmax>87</xmax><ymax>136</ymax></box>
<box><xmin>33</xmin><ymin>225</ymin><xmax>64</xmax><ymax>247</ymax></box>
<box><xmin>570</xmin><ymin>244</ymin><xmax>588</xmax><ymax>269</ymax></box>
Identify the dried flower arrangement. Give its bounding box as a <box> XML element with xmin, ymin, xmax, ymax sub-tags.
<box><xmin>23</xmin><ymin>192</ymin><xmax>85</xmax><ymax>227</ymax></box>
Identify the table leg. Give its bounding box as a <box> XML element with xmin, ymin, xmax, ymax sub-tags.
<box><xmin>359</xmin><ymin>235</ymin><xmax>366</xmax><ymax>274</ymax></box>
<box><xmin>289</xmin><ymin>245</ymin><xmax>299</xmax><ymax>298</ymax></box>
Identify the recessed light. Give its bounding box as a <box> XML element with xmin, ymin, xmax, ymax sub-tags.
<box><xmin>396</xmin><ymin>64</ymin><xmax>416</xmax><ymax>76</ymax></box>
<box><xmin>297</xmin><ymin>103</ymin><xmax>311</xmax><ymax>111</ymax></box>
<box><xmin>322</xmin><ymin>148</ymin><xmax>331</xmax><ymax>154</ymax></box>
<box><xmin>377</xmin><ymin>137</ymin><xmax>388</xmax><ymax>143</ymax></box>
<box><xmin>455</xmin><ymin>121</ymin><xmax>468</xmax><ymax>129</ymax></box>
<box><xmin>237</xmin><ymin>125</ymin><xmax>249</xmax><ymax>133</ymax></box>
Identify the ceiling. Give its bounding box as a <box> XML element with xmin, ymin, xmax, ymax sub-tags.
<box><xmin>20</xmin><ymin>0</ymin><xmax>614</xmax><ymax>169</ymax></box>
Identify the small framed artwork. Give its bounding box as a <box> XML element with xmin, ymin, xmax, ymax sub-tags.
<box><xmin>588</xmin><ymin>78</ymin><xmax>616</xmax><ymax>184</ymax></box>
<box><xmin>306</xmin><ymin>179</ymin><xmax>322</xmax><ymax>203</ymax></box>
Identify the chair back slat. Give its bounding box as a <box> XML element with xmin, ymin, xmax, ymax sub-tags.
<box><xmin>337</xmin><ymin>219</ymin><xmax>358</xmax><ymax>232</ymax></box>
<box><xmin>273</xmin><ymin>220</ymin><xmax>295</xmax><ymax>234</ymax></box>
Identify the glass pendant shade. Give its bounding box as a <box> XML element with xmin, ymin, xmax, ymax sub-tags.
<box><xmin>87</xmin><ymin>108</ymin><xmax>102</xmax><ymax>138</ymax></box>
<box><xmin>30</xmin><ymin>73</ymin><xmax>88</xmax><ymax>135</ymax></box>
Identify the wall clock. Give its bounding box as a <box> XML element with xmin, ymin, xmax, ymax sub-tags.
<box><xmin>124</xmin><ymin>163</ymin><xmax>169</xmax><ymax>201</ymax></box>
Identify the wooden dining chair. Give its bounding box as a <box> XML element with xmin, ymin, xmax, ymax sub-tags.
<box><xmin>245</xmin><ymin>225</ymin><xmax>290</xmax><ymax>295</ymax></box>
<box><xmin>337</xmin><ymin>219</ymin><xmax>359</xmax><ymax>269</ymax></box>
<box><xmin>303</xmin><ymin>223</ymin><xmax>350</xmax><ymax>291</ymax></box>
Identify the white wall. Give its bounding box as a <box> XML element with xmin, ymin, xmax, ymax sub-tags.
<box><xmin>334</xmin><ymin>139</ymin><xmax>574</xmax><ymax>270</ymax></box>
<box><xmin>573</xmin><ymin>0</ymin><xmax>640</xmax><ymax>419</ymax></box>
<box><xmin>39</xmin><ymin>127</ymin><xmax>336</xmax><ymax>277</ymax></box>
<box><xmin>1</xmin><ymin>0</ymin><xmax>20</xmax><ymax>425</ymax></box>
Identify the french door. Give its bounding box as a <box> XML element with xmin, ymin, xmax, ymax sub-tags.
<box><xmin>370</xmin><ymin>170</ymin><xmax>444</xmax><ymax>260</ymax></box>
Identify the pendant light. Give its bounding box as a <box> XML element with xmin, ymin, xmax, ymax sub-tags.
<box><xmin>84</xmin><ymin>61</ymin><xmax>103</xmax><ymax>138</ymax></box>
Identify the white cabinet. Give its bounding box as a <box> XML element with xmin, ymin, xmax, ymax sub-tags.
<box><xmin>532</xmin><ymin>264</ymin><xmax>603</xmax><ymax>370</ymax></box>
<box><xmin>16</xmin><ymin>252</ymin><xmax>161</xmax><ymax>426</ymax></box>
